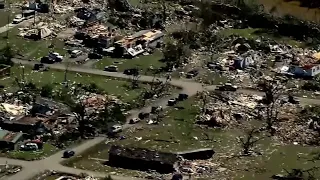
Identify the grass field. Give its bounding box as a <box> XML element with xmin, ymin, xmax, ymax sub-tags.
<box><xmin>94</xmin><ymin>50</ymin><xmax>164</xmax><ymax>74</ymax></box>
<box><xmin>219</xmin><ymin>28</ymin><xmax>306</xmax><ymax>48</ymax></box>
<box><xmin>63</xmin><ymin>96</ymin><xmax>320</xmax><ymax>179</ymax></box>
<box><xmin>0</xmin><ymin>8</ymin><xmax>18</xmax><ymax>27</ymax></box>
<box><xmin>0</xmin><ymin>26</ymin><xmax>66</xmax><ymax>60</ymax></box>
<box><xmin>1</xmin><ymin>65</ymin><xmax>145</xmax><ymax>102</ymax></box>
<box><xmin>1</xmin><ymin>143</ymin><xmax>58</xmax><ymax>161</ymax></box>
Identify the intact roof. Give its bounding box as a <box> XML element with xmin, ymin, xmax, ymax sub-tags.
<box><xmin>0</xmin><ymin>129</ymin><xmax>23</xmax><ymax>143</ymax></box>
<box><xmin>109</xmin><ymin>145</ymin><xmax>178</xmax><ymax>165</ymax></box>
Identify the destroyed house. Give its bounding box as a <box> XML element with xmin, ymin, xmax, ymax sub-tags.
<box><xmin>75</xmin><ymin>24</ymin><xmax>116</xmax><ymax>48</ymax></box>
<box><xmin>108</xmin><ymin>145</ymin><xmax>178</xmax><ymax>173</ymax></box>
<box><xmin>289</xmin><ymin>54</ymin><xmax>320</xmax><ymax>77</ymax></box>
<box><xmin>0</xmin><ymin>129</ymin><xmax>23</xmax><ymax>150</ymax></box>
<box><xmin>114</xmin><ymin>29</ymin><xmax>164</xmax><ymax>57</ymax></box>
<box><xmin>0</xmin><ymin>115</ymin><xmax>51</xmax><ymax>134</ymax></box>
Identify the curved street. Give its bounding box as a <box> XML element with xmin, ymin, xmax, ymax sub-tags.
<box><xmin>2</xmin><ymin>58</ymin><xmax>320</xmax><ymax>180</ymax></box>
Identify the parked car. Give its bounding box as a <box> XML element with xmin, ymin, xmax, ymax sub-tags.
<box><xmin>138</xmin><ymin>112</ymin><xmax>150</xmax><ymax>120</ymax></box>
<box><xmin>168</xmin><ymin>98</ymin><xmax>177</xmax><ymax>106</ymax></box>
<box><xmin>217</xmin><ymin>83</ymin><xmax>238</xmax><ymax>91</ymax></box>
<box><xmin>33</xmin><ymin>63</ymin><xmax>44</xmax><ymax>70</ymax></box>
<box><xmin>129</xmin><ymin>118</ymin><xmax>140</xmax><ymax>124</ymax></box>
<box><xmin>33</xmin><ymin>63</ymin><xmax>49</xmax><ymax>71</ymax></box>
<box><xmin>207</xmin><ymin>62</ymin><xmax>216</xmax><ymax>69</ymax></box>
<box><xmin>177</xmin><ymin>93</ymin><xmax>189</xmax><ymax>101</ymax></box>
<box><xmin>104</xmin><ymin>65</ymin><xmax>118</xmax><ymax>72</ymax></box>
<box><xmin>20</xmin><ymin>143</ymin><xmax>38</xmax><ymax>151</ymax></box>
<box><xmin>151</xmin><ymin>106</ymin><xmax>163</xmax><ymax>113</ymax></box>
<box><xmin>70</xmin><ymin>50</ymin><xmax>82</xmax><ymax>58</ymax></box>
<box><xmin>88</xmin><ymin>52</ymin><xmax>103</xmax><ymax>59</ymax></box>
<box><xmin>12</xmin><ymin>14</ymin><xmax>25</xmax><ymax>24</ymax></box>
<box><xmin>123</xmin><ymin>68</ymin><xmax>139</xmax><ymax>75</ymax></box>
<box><xmin>111</xmin><ymin>125</ymin><xmax>122</xmax><ymax>133</ymax></box>
<box><xmin>186</xmin><ymin>69</ymin><xmax>199</xmax><ymax>78</ymax></box>
<box><xmin>40</xmin><ymin>56</ymin><xmax>54</xmax><ymax>64</ymax></box>
<box><xmin>48</xmin><ymin>52</ymin><xmax>63</xmax><ymax>62</ymax></box>
<box><xmin>63</xmin><ymin>150</ymin><xmax>75</xmax><ymax>158</ymax></box>
<box><xmin>288</xmin><ymin>95</ymin><xmax>300</xmax><ymax>104</ymax></box>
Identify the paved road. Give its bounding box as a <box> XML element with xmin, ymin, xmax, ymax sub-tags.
<box><xmin>15</xmin><ymin>59</ymin><xmax>320</xmax><ymax>105</ymax></box>
<box><xmin>7</xmin><ymin>58</ymin><xmax>320</xmax><ymax>180</ymax></box>
<box><xmin>0</xmin><ymin>17</ymin><xmax>39</xmax><ymax>34</ymax></box>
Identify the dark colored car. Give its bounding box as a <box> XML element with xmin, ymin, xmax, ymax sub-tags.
<box><xmin>123</xmin><ymin>68</ymin><xmax>139</xmax><ymax>76</ymax></box>
<box><xmin>40</xmin><ymin>56</ymin><xmax>54</xmax><ymax>64</ymax></box>
<box><xmin>186</xmin><ymin>70</ymin><xmax>199</xmax><ymax>78</ymax></box>
<box><xmin>177</xmin><ymin>93</ymin><xmax>189</xmax><ymax>101</ymax></box>
<box><xmin>138</xmin><ymin>112</ymin><xmax>150</xmax><ymax>120</ymax></box>
<box><xmin>288</xmin><ymin>95</ymin><xmax>300</xmax><ymax>104</ymax></box>
<box><xmin>168</xmin><ymin>98</ymin><xmax>177</xmax><ymax>106</ymax></box>
<box><xmin>63</xmin><ymin>150</ymin><xmax>75</xmax><ymax>158</ymax></box>
<box><xmin>151</xmin><ymin>106</ymin><xmax>163</xmax><ymax>114</ymax></box>
<box><xmin>88</xmin><ymin>52</ymin><xmax>103</xmax><ymax>59</ymax></box>
<box><xmin>33</xmin><ymin>63</ymin><xmax>44</xmax><ymax>70</ymax></box>
<box><xmin>217</xmin><ymin>83</ymin><xmax>238</xmax><ymax>91</ymax></box>
<box><xmin>207</xmin><ymin>62</ymin><xmax>216</xmax><ymax>69</ymax></box>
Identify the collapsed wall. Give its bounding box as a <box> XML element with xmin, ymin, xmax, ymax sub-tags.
<box><xmin>108</xmin><ymin>145</ymin><xmax>215</xmax><ymax>173</ymax></box>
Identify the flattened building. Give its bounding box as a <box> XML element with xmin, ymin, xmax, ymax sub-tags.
<box><xmin>114</xmin><ymin>29</ymin><xmax>164</xmax><ymax>57</ymax></box>
<box><xmin>108</xmin><ymin>145</ymin><xmax>178</xmax><ymax>173</ymax></box>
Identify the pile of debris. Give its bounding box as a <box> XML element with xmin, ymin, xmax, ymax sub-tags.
<box><xmin>196</xmin><ymin>93</ymin><xmax>263</xmax><ymax>128</ymax></box>
<box><xmin>176</xmin><ymin>158</ymin><xmax>219</xmax><ymax>175</ymax></box>
<box><xmin>18</xmin><ymin>21</ymin><xmax>66</xmax><ymax>40</ymax></box>
<box><xmin>77</xmin><ymin>93</ymin><xmax>120</xmax><ymax>110</ymax></box>
<box><xmin>32</xmin><ymin>170</ymin><xmax>99</xmax><ymax>180</ymax></box>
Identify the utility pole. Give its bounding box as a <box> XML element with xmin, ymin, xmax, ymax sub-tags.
<box><xmin>33</xmin><ymin>11</ymin><xmax>36</xmax><ymax>25</ymax></box>
<box><xmin>20</xmin><ymin>63</ymin><xmax>25</xmax><ymax>82</ymax></box>
<box><xmin>64</xmin><ymin>59</ymin><xmax>70</xmax><ymax>87</ymax></box>
<box><xmin>6</xmin><ymin>2</ymin><xmax>10</xmax><ymax>40</ymax></box>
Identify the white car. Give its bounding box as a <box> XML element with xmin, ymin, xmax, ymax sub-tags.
<box><xmin>70</xmin><ymin>50</ymin><xmax>83</xmax><ymax>58</ymax></box>
<box><xmin>104</xmin><ymin>65</ymin><xmax>118</xmax><ymax>72</ymax></box>
<box><xmin>12</xmin><ymin>15</ymin><xmax>25</xmax><ymax>24</ymax></box>
<box><xmin>111</xmin><ymin>125</ymin><xmax>122</xmax><ymax>133</ymax></box>
<box><xmin>129</xmin><ymin>118</ymin><xmax>140</xmax><ymax>124</ymax></box>
<box><xmin>49</xmin><ymin>52</ymin><xmax>63</xmax><ymax>62</ymax></box>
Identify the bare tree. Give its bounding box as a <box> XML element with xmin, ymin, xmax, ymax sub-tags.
<box><xmin>130</xmin><ymin>69</ymin><xmax>140</xmax><ymax>89</ymax></box>
<box><xmin>257</xmin><ymin>77</ymin><xmax>288</xmax><ymax>135</ymax></box>
<box><xmin>238</xmin><ymin>128</ymin><xmax>263</xmax><ymax>155</ymax></box>
<box><xmin>198</xmin><ymin>91</ymin><xmax>209</xmax><ymax>113</ymax></box>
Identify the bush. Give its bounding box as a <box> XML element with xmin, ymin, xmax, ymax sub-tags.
<box><xmin>40</xmin><ymin>84</ymin><xmax>53</xmax><ymax>98</ymax></box>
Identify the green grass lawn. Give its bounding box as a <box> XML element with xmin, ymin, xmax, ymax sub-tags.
<box><xmin>219</xmin><ymin>28</ymin><xmax>306</xmax><ymax>48</ymax></box>
<box><xmin>0</xmin><ymin>8</ymin><xmax>19</xmax><ymax>27</ymax></box>
<box><xmin>94</xmin><ymin>50</ymin><xmax>164</xmax><ymax>74</ymax></box>
<box><xmin>1</xmin><ymin>65</ymin><xmax>145</xmax><ymax>102</ymax></box>
<box><xmin>0</xmin><ymin>27</ymin><xmax>66</xmax><ymax>60</ymax></box>
<box><xmin>2</xmin><ymin>143</ymin><xmax>58</xmax><ymax>161</ymax></box>
<box><xmin>63</xmin><ymin>96</ymin><xmax>320</xmax><ymax>179</ymax></box>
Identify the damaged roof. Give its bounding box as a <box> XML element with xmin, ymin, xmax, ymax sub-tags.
<box><xmin>0</xmin><ymin>129</ymin><xmax>23</xmax><ymax>143</ymax></box>
<box><xmin>109</xmin><ymin>145</ymin><xmax>178</xmax><ymax>165</ymax></box>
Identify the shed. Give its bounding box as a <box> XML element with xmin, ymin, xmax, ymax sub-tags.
<box><xmin>0</xmin><ymin>129</ymin><xmax>23</xmax><ymax>150</ymax></box>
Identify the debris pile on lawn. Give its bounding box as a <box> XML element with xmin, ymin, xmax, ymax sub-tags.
<box><xmin>196</xmin><ymin>93</ymin><xmax>263</xmax><ymax>128</ymax></box>
<box><xmin>78</xmin><ymin>93</ymin><xmax>121</xmax><ymax>110</ymax></box>
<box><xmin>32</xmin><ymin>170</ymin><xmax>99</xmax><ymax>180</ymax></box>
<box><xmin>18</xmin><ymin>20</ymin><xmax>66</xmax><ymax>40</ymax></box>
<box><xmin>176</xmin><ymin>158</ymin><xmax>219</xmax><ymax>175</ymax></box>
